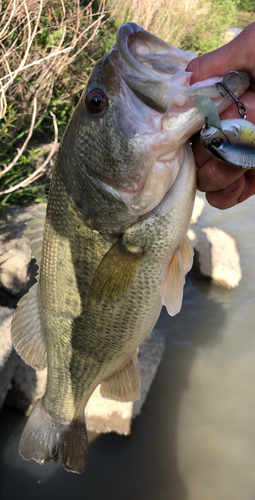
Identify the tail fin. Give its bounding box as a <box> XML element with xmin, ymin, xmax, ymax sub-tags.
<box><xmin>19</xmin><ymin>399</ymin><xmax>87</xmax><ymax>473</ymax></box>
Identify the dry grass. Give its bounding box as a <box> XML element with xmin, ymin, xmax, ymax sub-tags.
<box><xmin>0</xmin><ymin>0</ymin><xmax>106</xmax><ymax>119</ymax></box>
<box><xmin>107</xmin><ymin>0</ymin><xmax>211</xmax><ymax>47</ymax></box>
<box><xmin>0</xmin><ymin>0</ymin><xmax>106</xmax><ymax>193</ymax></box>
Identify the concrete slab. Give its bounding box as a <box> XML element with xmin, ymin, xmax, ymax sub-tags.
<box><xmin>190</xmin><ymin>195</ymin><xmax>205</xmax><ymax>224</ymax></box>
<box><xmin>188</xmin><ymin>224</ymin><xmax>242</xmax><ymax>289</ymax></box>
<box><xmin>85</xmin><ymin>329</ymin><xmax>166</xmax><ymax>434</ymax></box>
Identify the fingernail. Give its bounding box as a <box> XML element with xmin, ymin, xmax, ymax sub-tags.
<box><xmin>224</xmin><ymin>181</ymin><xmax>237</xmax><ymax>193</ymax></box>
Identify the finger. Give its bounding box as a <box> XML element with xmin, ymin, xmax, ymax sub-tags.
<box><xmin>238</xmin><ymin>170</ymin><xmax>255</xmax><ymax>203</ymax></box>
<box><xmin>191</xmin><ymin>133</ymin><xmax>211</xmax><ymax>168</ymax></box>
<box><xmin>197</xmin><ymin>158</ymin><xmax>247</xmax><ymax>193</ymax></box>
<box><xmin>186</xmin><ymin>23</ymin><xmax>255</xmax><ymax>84</ymax></box>
<box><xmin>206</xmin><ymin>174</ymin><xmax>246</xmax><ymax>209</ymax></box>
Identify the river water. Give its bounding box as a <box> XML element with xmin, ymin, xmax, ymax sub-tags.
<box><xmin>0</xmin><ymin>194</ymin><xmax>254</xmax><ymax>500</ymax></box>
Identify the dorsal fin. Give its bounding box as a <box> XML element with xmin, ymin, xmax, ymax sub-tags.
<box><xmin>11</xmin><ymin>204</ymin><xmax>47</xmax><ymax>370</ymax></box>
<box><xmin>24</xmin><ymin>204</ymin><xmax>46</xmax><ymax>266</ymax></box>
<box><xmin>160</xmin><ymin>236</ymin><xmax>193</xmax><ymax>316</ymax></box>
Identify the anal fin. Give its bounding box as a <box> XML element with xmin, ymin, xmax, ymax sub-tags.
<box><xmin>160</xmin><ymin>236</ymin><xmax>194</xmax><ymax>317</ymax></box>
<box><xmin>11</xmin><ymin>281</ymin><xmax>47</xmax><ymax>370</ymax></box>
<box><xmin>100</xmin><ymin>352</ymin><xmax>140</xmax><ymax>402</ymax></box>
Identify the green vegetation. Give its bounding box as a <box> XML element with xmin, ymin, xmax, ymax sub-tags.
<box><xmin>235</xmin><ymin>0</ymin><xmax>255</xmax><ymax>12</ymax></box>
<box><xmin>0</xmin><ymin>0</ymin><xmax>252</xmax><ymax>209</ymax></box>
<box><xmin>179</xmin><ymin>0</ymin><xmax>237</xmax><ymax>53</ymax></box>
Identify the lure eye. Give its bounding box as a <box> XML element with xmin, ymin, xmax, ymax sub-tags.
<box><xmin>211</xmin><ymin>137</ymin><xmax>223</xmax><ymax>149</ymax></box>
<box><xmin>85</xmin><ymin>89</ymin><xmax>107</xmax><ymax>114</ymax></box>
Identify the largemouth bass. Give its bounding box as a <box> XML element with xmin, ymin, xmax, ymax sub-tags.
<box><xmin>11</xmin><ymin>23</ymin><xmax>250</xmax><ymax>473</ymax></box>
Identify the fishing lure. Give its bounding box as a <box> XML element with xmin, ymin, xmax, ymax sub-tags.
<box><xmin>195</xmin><ymin>72</ymin><xmax>255</xmax><ymax>169</ymax></box>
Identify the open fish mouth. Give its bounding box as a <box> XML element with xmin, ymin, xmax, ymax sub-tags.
<box><xmin>111</xmin><ymin>22</ymin><xmax>250</xmax><ymax>119</ymax></box>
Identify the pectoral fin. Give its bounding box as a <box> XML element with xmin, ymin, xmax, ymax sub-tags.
<box><xmin>91</xmin><ymin>238</ymin><xmax>143</xmax><ymax>301</ymax></box>
<box><xmin>100</xmin><ymin>352</ymin><xmax>140</xmax><ymax>402</ymax></box>
<box><xmin>180</xmin><ymin>236</ymin><xmax>194</xmax><ymax>274</ymax></box>
<box><xmin>160</xmin><ymin>236</ymin><xmax>193</xmax><ymax>316</ymax></box>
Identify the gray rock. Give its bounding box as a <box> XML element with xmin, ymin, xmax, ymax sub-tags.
<box><xmin>0</xmin><ymin>306</ymin><xmax>18</xmax><ymax>409</ymax></box>
<box><xmin>188</xmin><ymin>224</ymin><xmax>242</xmax><ymax>289</ymax></box>
<box><xmin>4</xmin><ymin>359</ymin><xmax>47</xmax><ymax>414</ymax></box>
<box><xmin>0</xmin><ymin>206</ymin><xmax>40</xmax><ymax>297</ymax></box>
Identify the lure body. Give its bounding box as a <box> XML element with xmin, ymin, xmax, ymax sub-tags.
<box><xmin>195</xmin><ymin>94</ymin><xmax>255</xmax><ymax>169</ymax></box>
<box><xmin>200</xmin><ymin>119</ymin><xmax>255</xmax><ymax>169</ymax></box>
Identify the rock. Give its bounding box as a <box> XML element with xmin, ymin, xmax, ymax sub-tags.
<box><xmin>188</xmin><ymin>224</ymin><xmax>242</xmax><ymax>289</ymax></box>
<box><xmin>4</xmin><ymin>359</ymin><xmax>47</xmax><ymax>414</ymax></box>
<box><xmin>85</xmin><ymin>387</ymin><xmax>133</xmax><ymax>435</ymax></box>
<box><xmin>0</xmin><ymin>206</ymin><xmax>40</xmax><ymax>297</ymax></box>
<box><xmin>5</xmin><ymin>329</ymin><xmax>165</xmax><ymax>435</ymax></box>
<box><xmin>133</xmin><ymin>328</ymin><xmax>166</xmax><ymax>417</ymax></box>
<box><xmin>190</xmin><ymin>195</ymin><xmax>205</xmax><ymax>224</ymax></box>
<box><xmin>0</xmin><ymin>306</ymin><xmax>18</xmax><ymax>409</ymax></box>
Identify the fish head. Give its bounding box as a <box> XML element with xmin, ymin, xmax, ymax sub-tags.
<box><xmin>57</xmin><ymin>23</ymin><xmax>250</xmax><ymax>226</ymax></box>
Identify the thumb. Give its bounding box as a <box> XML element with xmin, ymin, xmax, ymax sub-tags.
<box><xmin>186</xmin><ymin>23</ymin><xmax>255</xmax><ymax>86</ymax></box>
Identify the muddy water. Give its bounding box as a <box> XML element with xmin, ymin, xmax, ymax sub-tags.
<box><xmin>0</xmin><ymin>194</ymin><xmax>254</xmax><ymax>500</ymax></box>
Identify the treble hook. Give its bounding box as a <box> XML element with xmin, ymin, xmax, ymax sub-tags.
<box><xmin>216</xmin><ymin>71</ymin><xmax>247</xmax><ymax>119</ymax></box>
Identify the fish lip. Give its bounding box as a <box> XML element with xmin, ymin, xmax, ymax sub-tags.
<box><xmin>116</xmin><ymin>22</ymin><xmax>170</xmax><ymax>79</ymax></box>
<box><xmin>114</xmin><ymin>22</ymin><xmax>194</xmax><ymax>113</ymax></box>
<box><xmin>113</xmin><ymin>23</ymin><xmax>250</xmax><ymax>115</ymax></box>
<box><xmin>116</xmin><ymin>23</ymin><xmax>147</xmax><ymax>75</ymax></box>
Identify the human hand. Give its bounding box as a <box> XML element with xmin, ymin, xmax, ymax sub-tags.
<box><xmin>186</xmin><ymin>22</ymin><xmax>255</xmax><ymax>209</ymax></box>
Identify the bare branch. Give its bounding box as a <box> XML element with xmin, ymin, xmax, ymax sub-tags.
<box><xmin>0</xmin><ymin>95</ymin><xmax>37</xmax><ymax>178</ymax></box>
<box><xmin>0</xmin><ymin>46</ymin><xmax>72</xmax><ymax>84</ymax></box>
<box><xmin>0</xmin><ymin>110</ymin><xmax>58</xmax><ymax>195</ymax></box>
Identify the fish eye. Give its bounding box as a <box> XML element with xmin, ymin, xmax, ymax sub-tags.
<box><xmin>211</xmin><ymin>137</ymin><xmax>223</xmax><ymax>149</ymax></box>
<box><xmin>85</xmin><ymin>89</ymin><xmax>107</xmax><ymax>114</ymax></box>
